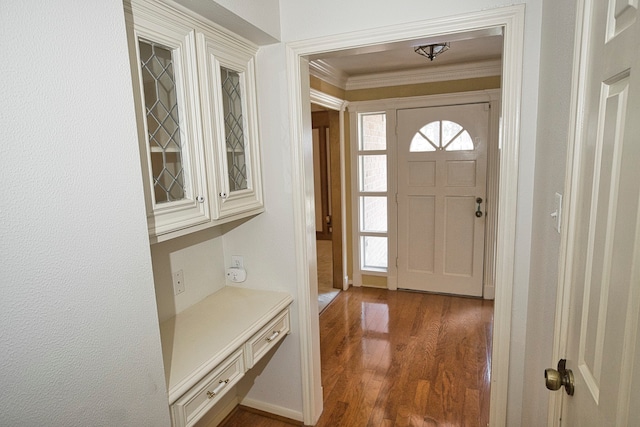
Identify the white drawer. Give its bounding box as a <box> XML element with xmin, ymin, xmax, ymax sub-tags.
<box><xmin>171</xmin><ymin>348</ymin><xmax>244</xmax><ymax>427</ymax></box>
<box><xmin>245</xmin><ymin>308</ymin><xmax>290</xmax><ymax>369</ymax></box>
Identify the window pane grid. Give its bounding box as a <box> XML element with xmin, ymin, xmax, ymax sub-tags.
<box><xmin>359</xmin><ymin>113</ymin><xmax>386</xmax><ymax>150</ymax></box>
<box><xmin>410</xmin><ymin>120</ymin><xmax>474</xmax><ymax>152</ymax></box>
<box><xmin>359</xmin><ymin>155</ymin><xmax>387</xmax><ymax>192</ymax></box>
<box><xmin>357</xmin><ymin>112</ymin><xmax>388</xmax><ymax>273</ymax></box>
<box><xmin>361</xmin><ymin>236</ymin><xmax>388</xmax><ymax>270</ymax></box>
<box><xmin>360</xmin><ymin>196</ymin><xmax>387</xmax><ymax>232</ymax></box>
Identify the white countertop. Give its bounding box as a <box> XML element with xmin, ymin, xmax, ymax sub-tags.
<box><xmin>159</xmin><ymin>286</ymin><xmax>293</xmax><ymax>403</ymax></box>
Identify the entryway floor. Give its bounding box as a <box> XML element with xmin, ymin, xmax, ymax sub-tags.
<box><xmin>220</xmin><ymin>287</ymin><xmax>493</xmax><ymax>426</ymax></box>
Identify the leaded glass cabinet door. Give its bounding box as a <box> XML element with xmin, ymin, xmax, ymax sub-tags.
<box><xmin>197</xmin><ymin>33</ymin><xmax>264</xmax><ymax>219</ymax></box>
<box><xmin>130</xmin><ymin>14</ymin><xmax>210</xmax><ymax>239</ymax></box>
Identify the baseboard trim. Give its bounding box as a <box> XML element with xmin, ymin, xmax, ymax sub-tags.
<box><xmin>240</xmin><ymin>397</ymin><xmax>304</xmax><ymax>422</ymax></box>
<box><xmin>483</xmin><ymin>285</ymin><xmax>495</xmax><ymax>300</ymax></box>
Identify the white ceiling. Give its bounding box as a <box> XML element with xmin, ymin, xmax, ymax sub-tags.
<box><xmin>310</xmin><ymin>31</ymin><xmax>503</xmax><ymax>78</ymax></box>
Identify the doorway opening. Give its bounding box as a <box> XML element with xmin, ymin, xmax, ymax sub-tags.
<box><xmin>287</xmin><ymin>6</ymin><xmax>525</xmax><ymax>425</ymax></box>
<box><xmin>312</xmin><ymin>105</ymin><xmax>343</xmax><ymax>313</ymax></box>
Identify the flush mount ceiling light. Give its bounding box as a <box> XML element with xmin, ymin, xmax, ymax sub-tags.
<box><xmin>414</xmin><ymin>42</ymin><xmax>450</xmax><ymax>61</ymax></box>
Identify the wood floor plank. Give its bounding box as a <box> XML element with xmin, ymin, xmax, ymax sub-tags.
<box><xmin>219</xmin><ymin>287</ymin><xmax>493</xmax><ymax>427</ymax></box>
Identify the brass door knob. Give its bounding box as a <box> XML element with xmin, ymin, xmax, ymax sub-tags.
<box><xmin>545</xmin><ymin>359</ymin><xmax>574</xmax><ymax>396</ymax></box>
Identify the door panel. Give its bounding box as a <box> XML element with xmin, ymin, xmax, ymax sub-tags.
<box><xmin>397</xmin><ymin>104</ymin><xmax>488</xmax><ymax>296</ymax></box>
<box><xmin>446</xmin><ymin>160</ymin><xmax>477</xmax><ymax>187</ymax></box>
<box><xmin>444</xmin><ymin>196</ymin><xmax>475</xmax><ymax>277</ymax></box>
<box><xmin>408</xmin><ymin>161</ymin><xmax>436</xmax><ymax>186</ymax></box>
<box><xmin>559</xmin><ymin>0</ymin><xmax>640</xmax><ymax>424</ymax></box>
<box><xmin>407</xmin><ymin>196</ymin><xmax>436</xmax><ymax>273</ymax></box>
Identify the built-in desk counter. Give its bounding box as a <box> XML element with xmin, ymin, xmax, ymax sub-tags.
<box><xmin>159</xmin><ymin>286</ymin><xmax>293</xmax><ymax>427</ymax></box>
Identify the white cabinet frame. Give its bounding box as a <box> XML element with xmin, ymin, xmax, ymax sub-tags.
<box><xmin>126</xmin><ymin>0</ymin><xmax>264</xmax><ymax>243</ymax></box>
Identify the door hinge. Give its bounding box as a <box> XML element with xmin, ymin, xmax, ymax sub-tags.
<box><xmin>396</xmin><ymin>257</ymin><xmax>398</xmax><ymax>267</ymax></box>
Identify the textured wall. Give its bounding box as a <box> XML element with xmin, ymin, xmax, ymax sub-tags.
<box><xmin>0</xmin><ymin>1</ymin><xmax>170</xmax><ymax>425</ymax></box>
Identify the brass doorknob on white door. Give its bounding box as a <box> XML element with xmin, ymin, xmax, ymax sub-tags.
<box><xmin>545</xmin><ymin>359</ymin><xmax>574</xmax><ymax>395</ymax></box>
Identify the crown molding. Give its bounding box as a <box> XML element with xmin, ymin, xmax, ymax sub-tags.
<box><xmin>310</xmin><ymin>89</ymin><xmax>348</xmax><ymax>111</ymax></box>
<box><xmin>345</xmin><ymin>59</ymin><xmax>502</xmax><ymax>90</ymax></box>
<box><xmin>309</xmin><ymin>58</ymin><xmax>502</xmax><ymax>91</ymax></box>
<box><xmin>308</xmin><ymin>60</ymin><xmax>349</xmax><ymax>89</ymax></box>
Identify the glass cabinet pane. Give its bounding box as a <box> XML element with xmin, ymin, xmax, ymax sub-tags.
<box><xmin>139</xmin><ymin>40</ymin><xmax>185</xmax><ymax>203</ymax></box>
<box><xmin>220</xmin><ymin>67</ymin><xmax>247</xmax><ymax>192</ymax></box>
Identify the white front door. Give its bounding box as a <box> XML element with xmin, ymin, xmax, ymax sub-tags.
<box><xmin>397</xmin><ymin>104</ymin><xmax>488</xmax><ymax>296</ymax></box>
<box><xmin>555</xmin><ymin>0</ymin><xmax>640</xmax><ymax>424</ymax></box>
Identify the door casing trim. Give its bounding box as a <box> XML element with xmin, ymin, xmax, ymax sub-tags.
<box><xmin>548</xmin><ymin>0</ymin><xmax>591</xmax><ymax>424</ymax></box>
<box><xmin>285</xmin><ymin>5</ymin><xmax>525</xmax><ymax>425</ymax></box>
<box><xmin>310</xmin><ymin>89</ymin><xmax>350</xmax><ymax>291</ymax></box>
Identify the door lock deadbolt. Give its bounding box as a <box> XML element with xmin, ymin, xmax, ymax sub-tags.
<box><xmin>475</xmin><ymin>197</ymin><xmax>484</xmax><ymax>218</ymax></box>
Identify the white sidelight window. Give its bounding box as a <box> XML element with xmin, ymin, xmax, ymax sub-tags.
<box><xmin>357</xmin><ymin>113</ymin><xmax>388</xmax><ymax>272</ymax></box>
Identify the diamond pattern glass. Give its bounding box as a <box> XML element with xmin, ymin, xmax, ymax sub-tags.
<box><xmin>139</xmin><ymin>40</ymin><xmax>185</xmax><ymax>203</ymax></box>
<box><xmin>221</xmin><ymin>67</ymin><xmax>247</xmax><ymax>192</ymax></box>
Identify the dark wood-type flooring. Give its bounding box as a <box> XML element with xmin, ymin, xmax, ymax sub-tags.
<box><xmin>219</xmin><ymin>287</ymin><xmax>493</xmax><ymax>427</ymax></box>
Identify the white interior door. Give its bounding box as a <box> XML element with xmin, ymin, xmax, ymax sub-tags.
<box><xmin>554</xmin><ymin>0</ymin><xmax>640</xmax><ymax>425</ymax></box>
<box><xmin>397</xmin><ymin>104</ymin><xmax>488</xmax><ymax>296</ymax></box>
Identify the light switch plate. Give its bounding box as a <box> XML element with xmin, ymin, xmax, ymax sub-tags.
<box><xmin>553</xmin><ymin>192</ymin><xmax>562</xmax><ymax>233</ymax></box>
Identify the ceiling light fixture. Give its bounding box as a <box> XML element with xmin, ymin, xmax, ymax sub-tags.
<box><xmin>414</xmin><ymin>43</ymin><xmax>450</xmax><ymax>61</ymax></box>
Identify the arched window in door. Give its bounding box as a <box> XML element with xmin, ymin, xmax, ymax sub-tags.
<box><xmin>410</xmin><ymin>120</ymin><xmax>474</xmax><ymax>152</ymax></box>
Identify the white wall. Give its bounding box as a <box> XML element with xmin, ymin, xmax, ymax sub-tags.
<box><xmin>521</xmin><ymin>0</ymin><xmax>577</xmax><ymax>424</ymax></box>
<box><xmin>151</xmin><ymin>229</ymin><xmax>225</xmax><ymax>323</ymax></box>
<box><xmin>222</xmin><ymin>43</ymin><xmax>305</xmax><ymax>415</ymax></box>
<box><xmin>0</xmin><ymin>1</ymin><xmax>170</xmax><ymax>426</ymax></box>
<box><xmin>172</xmin><ymin>0</ymin><xmax>281</xmax><ymax>45</ymax></box>
<box><xmin>213</xmin><ymin>0</ymin><xmax>281</xmax><ymax>40</ymax></box>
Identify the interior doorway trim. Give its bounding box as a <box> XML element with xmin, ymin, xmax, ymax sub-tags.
<box><xmin>310</xmin><ymin>89</ymin><xmax>350</xmax><ymax>291</ymax></box>
<box><xmin>286</xmin><ymin>5</ymin><xmax>525</xmax><ymax>425</ymax></box>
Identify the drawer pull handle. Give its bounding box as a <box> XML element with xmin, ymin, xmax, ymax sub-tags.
<box><xmin>266</xmin><ymin>330</ymin><xmax>281</xmax><ymax>342</ymax></box>
<box><xmin>206</xmin><ymin>379</ymin><xmax>230</xmax><ymax>399</ymax></box>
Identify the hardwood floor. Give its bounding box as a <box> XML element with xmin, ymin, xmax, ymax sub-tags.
<box><xmin>219</xmin><ymin>287</ymin><xmax>493</xmax><ymax>427</ymax></box>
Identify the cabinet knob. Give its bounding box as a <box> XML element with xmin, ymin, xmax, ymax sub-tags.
<box><xmin>196</xmin><ymin>196</ymin><xmax>205</xmax><ymax>203</ymax></box>
<box><xmin>219</xmin><ymin>192</ymin><xmax>227</xmax><ymax>199</ymax></box>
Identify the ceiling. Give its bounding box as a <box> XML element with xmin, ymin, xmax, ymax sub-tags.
<box><xmin>309</xmin><ymin>30</ymin><xmax>504</xmax><ymax>78</ymax></box>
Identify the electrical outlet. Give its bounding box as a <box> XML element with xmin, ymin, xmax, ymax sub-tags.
<box><xmin>231</xmin><ymin>255</ymin><xmax>244</xmax><ymax>268</ymax></box>
<box><xmin>173</xmin><ymin>270</ymin><xmax>185</xmax><ymax>295</ymax></box>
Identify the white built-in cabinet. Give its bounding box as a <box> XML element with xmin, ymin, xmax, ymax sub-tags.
<box><xmin>161</xmin><ymin>287</ymin><xmax>292</xmax><ymax>427</ymax></box>
<box><xmin>126</xmin><ymin>0</ymin><xmax>263</xmax><ymax>243</ymax></box>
